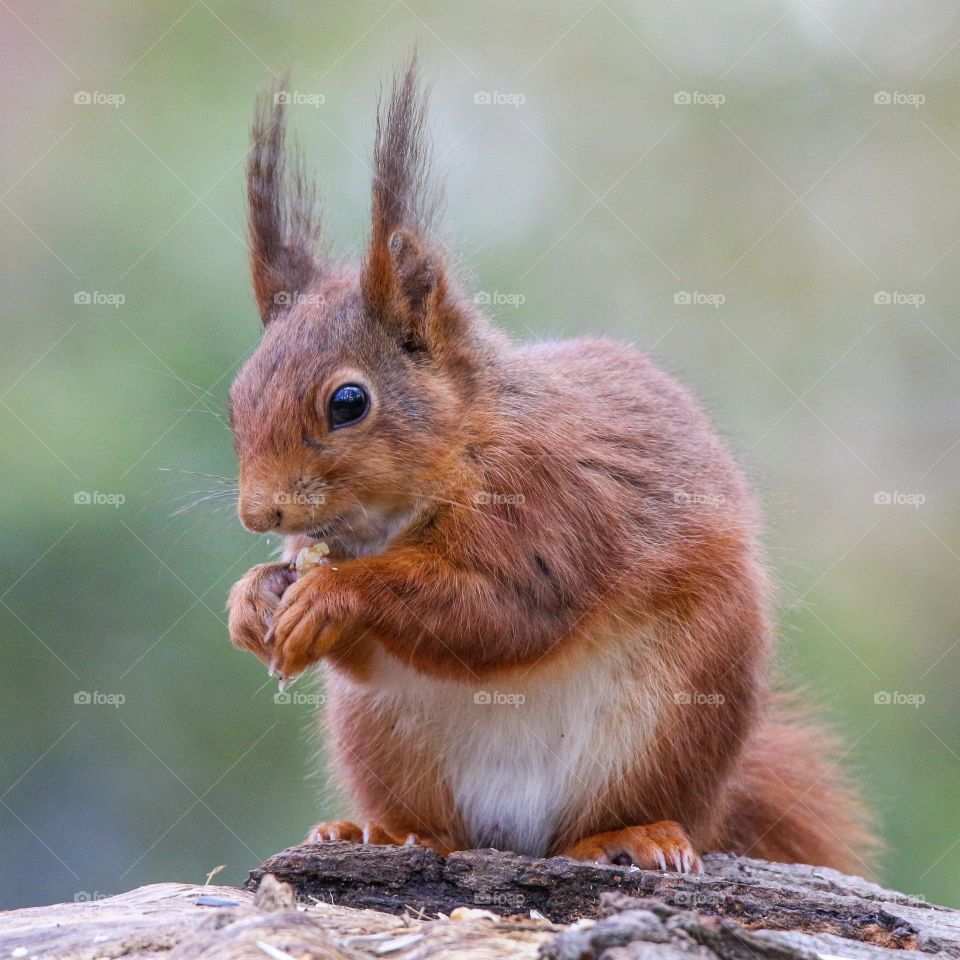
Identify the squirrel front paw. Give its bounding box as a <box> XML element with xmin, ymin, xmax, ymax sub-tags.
<box><xmin>227</xmin><ymin>562</ymin><xmax>295</xmax><ymax>662</ymax></box>
<box><xmin>561</xmin><ymin>821</ymin><xmax>704</xmax><ymax>873</ymax></box>
<box><xmin>266</xmin><ymin>568</ymin><xmax>355</xmax><ymax>682</ymax></box>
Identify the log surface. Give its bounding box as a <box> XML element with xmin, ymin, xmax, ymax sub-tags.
<box><xmin>1</xmin><ymin>846</ymin><xmax>957</xmax><ymax>960</ymax></box>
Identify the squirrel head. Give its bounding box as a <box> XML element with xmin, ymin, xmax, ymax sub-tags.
<box><xmin>230</xmin><ymin>56</ymin><xmax>496</xmax><ymax>552</ymax></box>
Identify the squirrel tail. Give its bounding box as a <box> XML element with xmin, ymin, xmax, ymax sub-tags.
<box><xmin>715</xmin><ymin>692</ymin><xmax>882</xmax><ymax>878</ymax></box>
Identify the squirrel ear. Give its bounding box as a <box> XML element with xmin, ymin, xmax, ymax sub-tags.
<box><xmin>388</xmin><ymin>228</ymin><xmax>439</xmax><ymax>313</ymax></box>
<box><xmin>247</xmin><ymin>84</ymin><xmax>323</xmax><ymax>326</ymax></box>
<box><xmin>363</xmin><ymin>227</ymin><xmax>448</xmax><ymax>349</ymax></box>
<box><xmin>362</xmin><ymin>55</ymin><xmax>453</xmax><ymax>347</ymax></box>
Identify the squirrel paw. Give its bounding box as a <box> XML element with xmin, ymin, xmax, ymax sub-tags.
<box><xmin>561</xmin><ymin>821</ymin><xmax>704</xmax><ymax>873</ymax></box>
<box><xmin>227</xmin><ymin>562</ymin><xmax>295</xmax><ymax>661</ymax></box>
<box><xmin>267</xmin><ymin>569</ymin><xmax>350</xmax><ymax>681</ymax></box>
<box><xmin>309</xmin><ymin>820</ymin><xmax>367</xmax><ymax>843</ymax></box>
<box><xmin>308</xmin><ymin>820</ymin><xmax>452</xmax><ymax>854</ymax></box>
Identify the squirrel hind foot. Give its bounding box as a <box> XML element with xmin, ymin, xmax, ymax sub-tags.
<box><xmin>307</xmin><ymin>820</ymin><xmax>453</xmax><ymax>855</ymax></box>
<box><xmin>560</xmin><ymin>820</ymin><xmax>704</xmax><ymax>874</ymax></box>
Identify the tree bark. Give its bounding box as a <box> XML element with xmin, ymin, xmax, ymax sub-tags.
<box><xmin>1</xmin><ymin>846</ymin><xmax>956</xmax><ymax>960</ymax></box>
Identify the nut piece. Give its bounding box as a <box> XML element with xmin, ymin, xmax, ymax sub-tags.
<box><xmin>449</xmin><ymin>906</ymin><xmax>498</xmax><ymax>922</ymax></box>
<box><xmin>294</xmin><ymin>541</ymin><xmax>330</xmax><ymax>575</ymax></box>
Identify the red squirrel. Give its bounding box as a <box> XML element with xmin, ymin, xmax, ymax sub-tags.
<box><xmin>227</xmin><ymin>57</ymin><xmax>876</xmax><ymax>874</ymax></box>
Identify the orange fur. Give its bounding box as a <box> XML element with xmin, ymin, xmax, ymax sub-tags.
<box><xmin>226</xmin><ymin>57</ymin><xmax>878</xmax><ymax>876</ymax></box>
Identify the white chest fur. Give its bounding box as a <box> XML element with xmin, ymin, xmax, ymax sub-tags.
<box><xmin>357</xmin><ymin>640</ymin><xmax>660</xmax><ymax>857</ymax></box>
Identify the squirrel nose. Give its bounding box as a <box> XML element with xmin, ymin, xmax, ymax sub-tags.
<box><xmin>238</xmin><ymin>496</ymin><xmax>283</xmax><ymax>533</ymax></box>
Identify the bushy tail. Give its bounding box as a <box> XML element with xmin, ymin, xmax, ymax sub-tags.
<box><xmin>715</xmin><ymin>693</ymin><xmax>881</xmax><ymax>878</ymax></box>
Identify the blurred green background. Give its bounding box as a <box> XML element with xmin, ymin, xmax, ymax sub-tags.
<box><xmin>1</xmin><ymin>0</ymin><xmax>959</xmax><ymax>910</ymax></box>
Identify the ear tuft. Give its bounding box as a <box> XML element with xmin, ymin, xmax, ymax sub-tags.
<box><xmin>247</xmin><ymin>82</ymin><xmax>323</xmax><ymax>325</ymax></box>
<box><xmin>369</xmin><ymin>53</ymin><xmax>441</xmax><ymax>246</ymax></box>
<box><xmin>362</xmin><ymin>54</ymin><xmax>446</xmax><ymax>327</ymax></box>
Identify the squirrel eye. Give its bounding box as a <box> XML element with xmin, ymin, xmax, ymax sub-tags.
<box><xmin>328</xmin><ymin>384</ymin><xmax>369</xmax><ymax>429</ymax></box>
